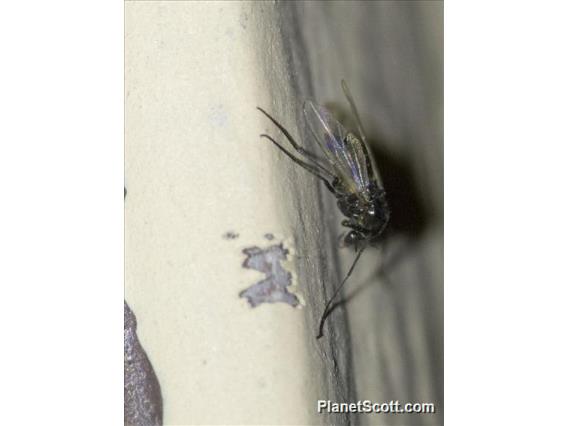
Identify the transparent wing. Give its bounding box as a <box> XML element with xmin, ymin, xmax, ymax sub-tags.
<box><xmin>341</xmin><ymin>79</ymin><xmax>383</xmax><ymax>186</ymax></box>
<box><xmin>303</xmin><ymin>100</ymin><xmax>370</xmax><ymax>194</ymax></box>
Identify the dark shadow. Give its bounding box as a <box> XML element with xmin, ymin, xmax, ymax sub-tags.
<box><xmin>370</xmin><ymin>140</ymin><xmax>428</xmax><ymax>240</ymax></box>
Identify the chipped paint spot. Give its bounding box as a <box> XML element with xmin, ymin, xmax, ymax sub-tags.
<box><xmin>263</xmin><ymin>233</ymin><xmax>275</xmax><ymax>241</ymax></box>
<box><xmin>239</xmin><ymin>243</ymin><xmax>299</xmax><ymax>307</ymax></box>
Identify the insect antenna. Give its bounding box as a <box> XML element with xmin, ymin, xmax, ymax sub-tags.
<box><xmin>257</xmin><ymin>107</ymin><xmax>332</xmax><ymax>176</ymax></box>
<box><xmin>317</xmin><ymin>245</ymin><xmax>366</xmax><ymax>339</ymax></box>
<box><xmin>260</xmin><ymin>133</ymin><xmax>336</xmax><ymax>195</ymax></box>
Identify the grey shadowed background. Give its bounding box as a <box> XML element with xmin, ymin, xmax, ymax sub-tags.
<box><xmin>279</xmin><ymin>2</ymin><xmax>443</xmax><ymax>425</ymax></box>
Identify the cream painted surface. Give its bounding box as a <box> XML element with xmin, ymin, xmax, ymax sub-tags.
<box><xmin>125</xmin><ymin>2</ymin><xmax>324</xmax><ymax>425</ymax></box>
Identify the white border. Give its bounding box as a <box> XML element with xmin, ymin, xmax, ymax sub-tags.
<box><xmin>446</xmin><ymin>2</ymin><xmax>568</xmax><ymax>425</ymax></box>
<box><xmin>2</xmin><ymin>1</ymin><xmax>568</xmax><ymax>424</ymax></box>
<box><xmin>0</xmin><ymin>1</ymin><xmax>123</xmax><ymax>424</ymax></box>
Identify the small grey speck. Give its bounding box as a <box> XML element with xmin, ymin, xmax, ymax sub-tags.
<box><xmin>223</xmin><ymin>231</ymin><xmax>239</xmax><ymax>240</ymax></box>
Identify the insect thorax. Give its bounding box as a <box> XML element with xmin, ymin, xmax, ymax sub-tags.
<box><xmin>336</xmin><ymin>181</ymin><xmax>390</xmax><ymax>235</ymax></box>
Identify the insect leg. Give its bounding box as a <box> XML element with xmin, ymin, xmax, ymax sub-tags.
<box><xmin>260</xmin><ymin>134</ymin><xmax>337</xmax><ymax>195</ymax></box>
<box><xmin>340</xmin><ymin>220</ymin><xmax>371</xmax><ymax>232</ymax></box>
<box><xmin>257</xmin><ymin>107</ymin><xmax>333</xmax><ymax>176</ymax></box>
<box><xmin>317</xmin><ymin>245</ymin><xmax>366</xmax><ymax>339</ymax></box>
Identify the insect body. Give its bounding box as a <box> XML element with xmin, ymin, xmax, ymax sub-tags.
<box><xmin>257</xmin><ymin>80</ymin><xmax>390</xmax><ymax>338</ymax></box>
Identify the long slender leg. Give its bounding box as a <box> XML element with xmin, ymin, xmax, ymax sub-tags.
<box><xmin>257</xmin><ymin>107</ymin><xmax>333</xmax><ymax>175</ymax></box>
<box><xmin>261</xmin><ymin>134</ymin><xmax>336</xmax><ymax>195</ymax></box>
<box><xmin>317</xmin><ymin>245</ymin><xmax>366</xmax><ymax>338</ymax></box>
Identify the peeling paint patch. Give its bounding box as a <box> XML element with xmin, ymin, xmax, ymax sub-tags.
<box><xmin>239</xmin><ymin>243</ymin><xmax>299</xmax><ymax>307</ymax></box>
<box><xmin>124</xmin><ymin>301</ymin><xmax>163</xmax><ymax>426</ymax></box>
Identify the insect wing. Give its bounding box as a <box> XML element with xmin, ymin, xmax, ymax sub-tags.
<box><xmin>303</xmin><ymin>100</ymin><xmax>370</xmax><ymax>194</ymax></box>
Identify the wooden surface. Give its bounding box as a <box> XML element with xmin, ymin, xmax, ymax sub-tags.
<box><xmin>281</xmin><ymin>2</ymin><xmax>444</xmax><ymax>425</ymax></box>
